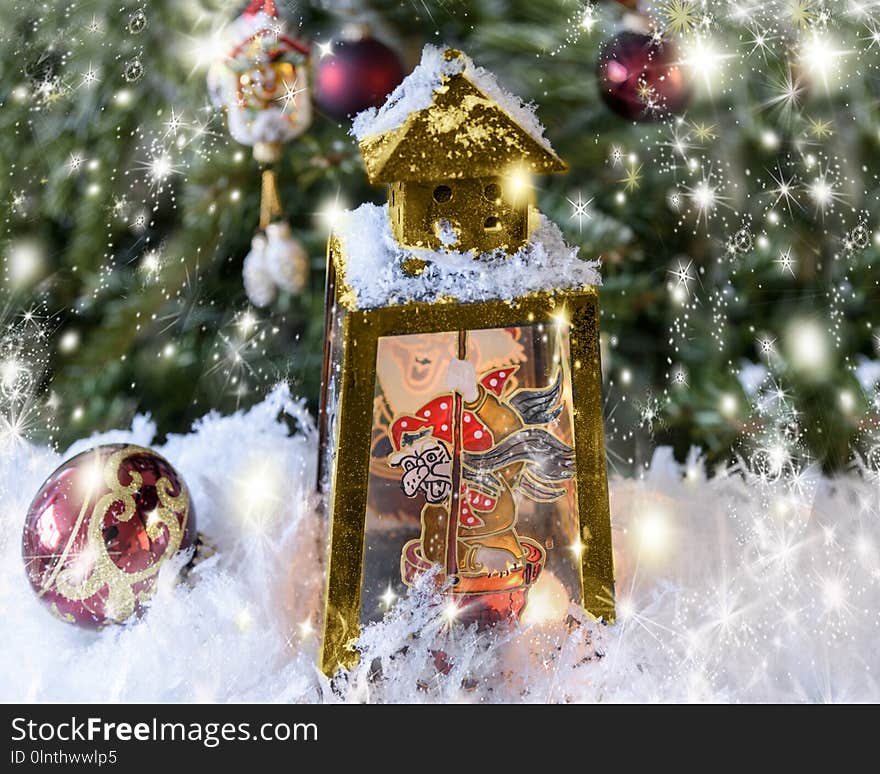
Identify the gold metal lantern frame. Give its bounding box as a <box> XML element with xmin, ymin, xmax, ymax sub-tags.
<box><xmin>318</xmin><ymin>240</ymin><xmax>615</xmax><ymax>676</ymax></box>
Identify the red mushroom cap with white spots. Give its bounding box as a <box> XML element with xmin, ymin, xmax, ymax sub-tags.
<box><xmin>479</xmin><ymin>365</ymin><xmax>518</xmax><ymax>397</ymax></box>
<box><xmin>391</xmin><ymin>394</ymin><xmax>495</xmax><ymax>451</ymax></box>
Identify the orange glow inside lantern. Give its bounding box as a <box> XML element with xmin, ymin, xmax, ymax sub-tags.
<box><xmin>360</xmin><ymin>325</ymin><xmax>582</xmax><ymax>629</ymax></box>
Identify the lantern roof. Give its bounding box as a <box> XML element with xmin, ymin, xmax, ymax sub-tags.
<box><xmin>352</xmin><ymin>46</ymin><xmax>567</xmax><ymax>184</ymax></box>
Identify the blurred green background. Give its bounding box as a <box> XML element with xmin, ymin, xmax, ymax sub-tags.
<box><xmin>1</xmin><ymin>0</ymin><xmax>878</xmax><ymax>473</ymax></box>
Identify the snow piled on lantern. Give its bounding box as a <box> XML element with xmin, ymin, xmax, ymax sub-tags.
<box><xmin>334</xmin><ymin>202</ymin><xmax>601</xmax><ymax>309</ymax></box>
<box><xmin>352</xmin><ymin>45</ymin><xmax>554</xmax><ymax>151</ymax></box>
<box><xmin>1</xmin><ymin>385</ymin><xmax>879</xmax><ymax>702</ymax></box>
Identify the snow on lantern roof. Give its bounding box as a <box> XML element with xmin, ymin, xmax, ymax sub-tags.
<box><xmin>351</xmin><ymin>46</ymin><xmax>567</xmax><ymax>184</ymax></box>
<box><xmin>332</xmin><ymin>202</ymin><xmax>600</xmax><ymax>310</ymax></box>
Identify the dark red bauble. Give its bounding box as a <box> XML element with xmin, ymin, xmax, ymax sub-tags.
<box><xmin>596</xmin><ymin>30</ymin><xmax>690</xmax><ymax>121</ymax></box>
<box><xmin>314</xmin><ymin>36</ymin><xmax>405</xmax><ymax>120</ymax></box>
<box><xmin>21</xmin><ymin>444</ymin><xmax>195</xmax><ymax>628</ymax></box>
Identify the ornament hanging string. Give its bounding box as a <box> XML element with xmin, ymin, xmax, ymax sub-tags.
<box><xmin>259</xmin><ymin>168</ymin><xmax>284</xmax><ymax>229</ymax></box>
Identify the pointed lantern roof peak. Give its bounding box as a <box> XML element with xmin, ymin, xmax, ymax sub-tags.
<box><xmin>352</xmin><ymin>47</ymin><xmax>567</xmax><ymax>185</ymax></box>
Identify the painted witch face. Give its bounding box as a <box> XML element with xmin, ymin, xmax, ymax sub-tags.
<box><xmin>389</xmin><ymin>435</ymin><xmax>452</xmax><ymax>503</ymax></box>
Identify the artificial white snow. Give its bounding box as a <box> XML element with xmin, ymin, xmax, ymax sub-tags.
<box><xmin>436</xmin><ymin>219</ymin><xmax>459</xmax><ymax>248</ymax></box>
<box><xmin>335</xmin><ymin>203</ymin><xmax>601</xmax><ymax>309</ymax></box>
<box><xmin>351</xmin><ymin>45</ymin><xmax>555</xmax><ymax>154</ymax></box>
<box><xmin>1</xmin><ymin>386</ymin><xmax>878</xmax><ymax>702</ymax></box>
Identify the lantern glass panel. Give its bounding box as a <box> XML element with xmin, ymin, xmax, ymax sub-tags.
<box><xmin>360</xmin><ymin>322</ymin><xmax>582</xmax><ymax>627</ymax></box>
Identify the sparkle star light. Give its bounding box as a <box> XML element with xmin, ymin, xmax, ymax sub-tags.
<box><xmin>681</xmin><ymin>35</ymin><xmax>735</xmax><ymax>93</ymax></box>
<box><xmin>686</xmin><ymin>170</ymin><xmax>730</xmax><ymax>227</ymax></box>
<box><xmin>567</xmin><ymin>192</ymin><xmax>593</xmax><ymax>232</ymax></box>
<box><xmin>316</xmin><ymin>193</ymin><xmax>348</xmax><ymax>234</ymax></box>
<box><xmin>379</xmin><ymin>585</ymin><xmax>398</xmax><ymax>609</ymax></box>
<box><xmin>663</xmin><ymin>0</ymin><xmax>702</xmax><ymax>36</ymax></box>
<box><xmin>664</xmin><ymin>123</ymin><xmax>699</xmax><ymax>160</ymax></box>
<box><xmin>79</xmin><ymin>63</ymin><xmax>100</xmax><ymax>88</ymax></box>
<box><xmin>767</xmin><ymin>164</ymin><xmax>802</xmax><ymax>214</ymax></box>
<box><xmin>863</xmin><ymin>19</ymin><xmax>880</xmax><ymax>50</ymax></box>
<box><xmin>163</xmin><ymin>108</ymin><xmax>187</xmax><ymax>138</ymax></box>
<box><xmin>762</xmin><ymin>69</ymin><xmax>805</xmax><ymax>123</ymax></box>
<box><xmin>66</xmin><ymin>153</ymin><xmax>84</xmax><ymax>174</ymax></box>
<box><xmin>691</xmin><ymin>121</ymin><xmax>717</xmax><ymax>143</ymax></box>
<box><xmin>757</xmin><ymin>335</ymin><xmax>777</xmax><ymax>357</ymax></box>
<box><xmin>799</xmin><ymin>33</ymin><xmax>853</xmax><ymax>89</ymax></box>
<box><xmin>136</xmin><ymin>151</ymin><xmax>182</xmax><ymax>189</ymax></box>
<box><xmin>275</xmin><ymin>77</ymin><xmax>307</xmax><ymax>111</ymax></box>
<box><xmin>580</xmin><ymin>4</ymin><xmax>597</xmax><ymax>32</ymax></box>
<box><xmin>807</xmin><ymin>117</ymin><xmax>834</xmax><ymax>140</ymax></box>
<box><xmin>621</xmin><ymin>163</ymin><xmax>643</xmax><ymax>193</ymax></box>
<box><xmin>807</xmin><ymin>169</ymin><xmax>845</xmax><ymax>216</ymax></box>
<box><xmin>186</xmin><ymin>27</ymin><xmax>230</xmax><ymax>72</ymax></box>
<box><xmin>668</xmin><ymin>259</ymin><xmax>696</xmax><ymax>294</ymax></box>
<box><xmin>745</xmin><ymin>23</ymin><xmax>779</xmax><ymax>57</ymax></box>
<box><xmin>789</xmin><ymin>0</ymin><xmax>819</xmax><ymax>29</ymax></box>
<box><xmin>776</xmin><ymin>247</ymin><xmax>797</xmax><ymax>276</ymax></box>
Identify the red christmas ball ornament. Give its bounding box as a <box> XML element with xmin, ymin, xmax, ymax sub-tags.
<box><xmin>314</xmin><ymin>35</ymin><xmax>405</xmax><ymax>120</ymax></box>
<box><xmin>22</xmin><ymin>444</ymin><xmax>195</xmax><ymax>628</ymax></box>
<box><xmin>596</xmin><ymin>30</ymin><xmax>690</xmax><ymax>121</ymax></box>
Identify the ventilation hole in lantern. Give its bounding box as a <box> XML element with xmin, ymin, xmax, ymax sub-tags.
<box><xmin>433</xmin><ymin>185</ymin><xmax>453</xmax><ymax>203</ymax></box>
<box><xmin>484</xmin><ymin>216</ymin><xmax>502</xmax><ymax>231</ymax></box>
<box><xmin>483</xmin><ymin>183</ymin><xmax>501</xmax><ymax>201</ymax></box>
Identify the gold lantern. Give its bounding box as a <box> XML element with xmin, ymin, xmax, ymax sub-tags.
<box><xmin>318</xmin><ymin>47</ymin><xmax>614</xmax><ymax>676</ymax></box>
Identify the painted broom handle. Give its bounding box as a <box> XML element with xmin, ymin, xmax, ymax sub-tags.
<box><xmin>445</xmin><ymin>329</ymin><xmax>468</xmax><ymax>580</ymax></box>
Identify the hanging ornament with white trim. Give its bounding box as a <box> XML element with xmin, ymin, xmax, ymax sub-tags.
<box><xmin>207</xmin><ymin>1</ymin><xmax>312</xmax><ymax>305</ymax></box>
